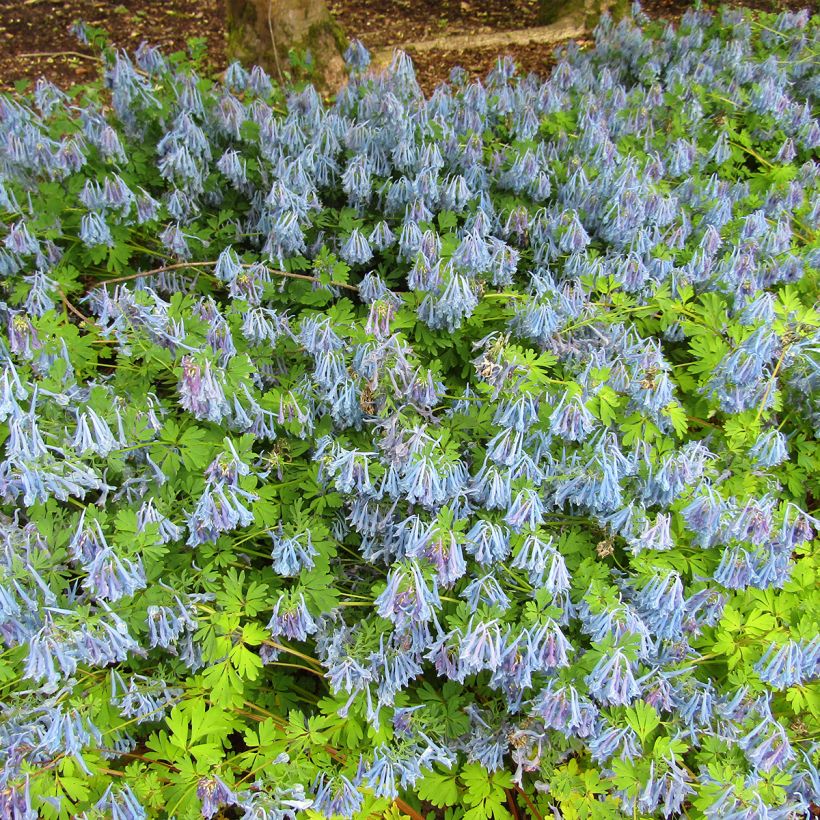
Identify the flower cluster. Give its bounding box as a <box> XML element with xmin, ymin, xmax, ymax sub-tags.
<box><xmin>0</xmin><ymin>4</ymin><xmax>818</xmax><ymax>819</ymax></box>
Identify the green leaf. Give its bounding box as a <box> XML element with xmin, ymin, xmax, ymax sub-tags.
<box><xmin>201</xmin><ymin>660</ymin><xmax>245</xmax><ymax>707</ymax></box>
<box><xmin>589</xmin><ymin>386</ymin><xmax>624</xmax><ymax>426</ymax></box>
<box><xmin>437</xmin><ymin>211</ymin><xmax>458</xmax><ymax>230</ymax></box>
<box><xmin>461</xmin><ymin>763</ymin><xmax>493</xmax><ymax>804</ymax></box>
<box><xmin>178</xmin><ymin>425</ymin><xmax>215</xmax><ymax>471</ymax></box>
<box><xmin>300</xmin><ymin>567</ymin><xmax>341</xmax><ymax>613</ymax></box>
<box><xmin>417</xmin><ymin>768</ymin><xmax>460</xmax><ymax>808</ymax></box>
<box><xmin>625</xmin><ymin>701</ymin><xmax>660</xmax><ymax>744</ymax></box>
<box><xmin>230</xmin><ymin>642</ymin><xmax>263</xmax><ymax>680</ymax></box>
<box><xmin>664</xmin><ymin>402</ymin><xmax>688</xmax><ymax>438</ymax></box>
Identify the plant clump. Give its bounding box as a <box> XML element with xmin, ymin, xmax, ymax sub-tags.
<box><xmin>0</xmin><ymin>5</ymin><xmax>818</xmax><ymax>819</ymax></box>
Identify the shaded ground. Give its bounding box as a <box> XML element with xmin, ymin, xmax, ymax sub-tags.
<box><xmin>0</xmin><ymin>0</ymin><xmax>815</xmax><ymax>95</ymax></box>
<box><xmin>328</xmin><ymin>0</ymin><xmax>545</xmax><ymax>45</ymax></box>
<box><xmin>0</xmin><ymin>0</ymin><xmax>226</xmax><ymax>92</ymax></box>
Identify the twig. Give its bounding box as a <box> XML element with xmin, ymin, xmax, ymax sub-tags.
<box><xmin>267</xmin><ymin>0</ymin><xmax>286</xmax><ymax>86</ymax></box>
<box><xmin>686</xmin><ymin>415</ymin><xmax>722</xmax><ymax>430</ymax></box>
<box><xmin>90</xmin><ymin>260</ymin><xmax>217</xmax><ymax>287</ymax></box>
<box><xmin>86</xmin><ymin>260</ymin><xmax>359</xmax><ymax>293</ymax></box>
<box><xmin>506</xmin><ymin>788</ymin><xmax>522</xmax><ymax>820</ymax></box>
<box><xmin>729</xmin><ymin>141</ymin><xmax>773</xmax><ymax>170</ymax></box>
<box><xmin>264</xmin><ymin>639</ymin><xmax>325</xmax><ymax>669</ymax></box>
<box><xmin>266</xmin><ymin>661</ymin><xmax>326</xmax><ymax>678</ymax></box>
<box><xmin>17</xmin><ymin>51</ymin><xmax>101</xmax><ymax>63</ymax></box>
<box><xmin>514</xmin><ymin>785</ymin><xmax>544</xmax><ymax>820</ymax></box>
<box><xmin>394</xmin><ymin>797</ymin><xmax>426</xmax><ymax>820</ymax></box>
<box><xmin>58</xmin><ymin>289</ymin><xmax>90</xmax><ymax>322</ymax></box>
<box><xmin>755</xmin><ymin>346</ymin><xmax>788</xmax><ymax>423</ymax></box>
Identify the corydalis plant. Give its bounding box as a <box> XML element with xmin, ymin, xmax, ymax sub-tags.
<box><xmin>0</xmin><ymin>4</ymin><xmax>818</xmax><ymax>820</ymax></box>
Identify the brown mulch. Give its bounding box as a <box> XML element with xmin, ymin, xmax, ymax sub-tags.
<box><xmin>326</xmin><ymin>0</ymin><xmax>544</xmax><ymax>48</ymax></box>
<box><xmin>0</xmin><ymin>0</ymin><xmax>815</xmax><ymax>96</ymax></box>
<box><xmin>406</xmin><ymin>42</ymin><xmax>565</xmax><ymax>93</ymax></box>
<box><xmin>0</xmin><ymin>0</ymin><xmax>226</xmax><ymax>92</ymax></box>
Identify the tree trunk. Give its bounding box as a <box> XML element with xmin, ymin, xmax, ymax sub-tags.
<box><xmin>538</xmin><ymin>0</ymin><xmax>629</xmax><ymax>27</ymax></box>
<box><xmin>226</xmin><ymin>0</ymin><xmax>347</xmax><ymax>93</ymax></box>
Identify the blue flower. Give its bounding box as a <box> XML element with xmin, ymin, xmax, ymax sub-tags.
<box><xmin>739</xmin><ymin>718</ymin><xmax>795</xmax><ymax>773</ymax></box>
<box><xmin>94</xmin><ymin>784</ymin><xmax>146</xmax><ymax>820</ymax></box>
<box><xmin>340</xmin><ymin>228</ymin><xmax>373</xmax><ymax>265</ymax></box>
<box><xmin>267</xmin><ymin>593</ymin><xmax>317</xmax><ymax>642</ymax></box>
<box><xmin>270</xmin><ymin>527</ymin><xmax>318</xmax><ymax>576</ymax></box>
<box><xmin>344</xmin><ymin>38</ymin><xmax>370</xmax><ymax>72</ymax></box>
<box><xmin>748</xmin><ymin>429</ymin><xmax>789</xmax><ymax>467</ymax></box>
<box><xmin>462</xmin><ymin>573</ymin><xmax>510</xmax><ymax>612</ymax></box>
<box><xmin>217</xmin><ymin>148</ymin><xmax>247</xmax><ymax>187</ymax></box>
<box><xmin>368</xmin><ymin>221</ymin><xmax>395</xmax><ymax>251</ymax></box>
<box><xmin>714</xmin><ymin>545</ymin><xmax>759</xmax><ymax>589</ymax></box>
<box><xmin>178</xmin><ymin>357</ymin><xmax>230</xmax><ymax>423</ymax></box>
<box><xmin>312</xmin><ymin>773</ymin><xmax>362</xmax><ymax>818</ymax></box>
<box><xmin>159</xmin><ymin>222</ymin><xmax>192</xmax><ymax>258</ymax></box>
<box><xmin>341</xmin><ymin>155</ymin><xmax>371</xmax><ymax>206</ymax></box>
<box><xmin>197</xmin><ymin>776</ymin><xmax>237</xmax><ymax>819</ymax></box>
<box><xmin>589</xmin><ymin>722</ymin><xmax>640</xmax><ymax>763</ymax></box>
<box><xmin>418</xmin><ymin>271</ymin><xmax>479</xmax><ymax>331</ymax></box>
<box><xmin>80</xmin><ymin>212</ymin><xmax>114</xmax><ymax>248</ymax></box>
<box><xmin>529</xmin><ymin>681</ymin><xmax>598</xmax><ymax>737</ymax></box>
<box><xmin>631</xmin><ymin>571</ymin><xmax>685</xmax><ymax>640</ymax></box>
<box><xmin>585</xmin><ymin>647</ymin><xmax>641</xmax><ymax>706</ymax></box>
<box><xmin>755</xmin><ymin>640</ymin><xmax>812</xmax><ymax>690</ymax></box>
<box><xmin>628</xmin><ymin>512</ymin><xmax>673</xmax><ymax>554</ymax></box>
<box><xmin>505</xmin><ymin>487</ymin><xmax>545</xmax><ymax>531</ymax></box>
<box><xmin>460</xmin><ymin>617</ymin><xmax>504</xmax><ymax>674</ymax></box>
<box><xmin>83</xmin><ymin>547</ymin><xmax>146</xmax><ymax>602</ymax></box>
<box><xmin>464</xmin><ymin>519</ymin><xmax>510</xmax><ymax>564</ymax></box>
<box><xmin>375</xmin><ymin>561</ymin><xmax>440</xmax><ymax>629</ymax></box>
<box><xmin>550</xmin><ymin>392</ymin><xmax>596</xmax><ymax>442</ymax></box>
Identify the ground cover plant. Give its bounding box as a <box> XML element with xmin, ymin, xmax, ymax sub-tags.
<box><xmin>0</xmin><ymin>4</ymin><xmax>818</xmax><ymax>818</ymax></box>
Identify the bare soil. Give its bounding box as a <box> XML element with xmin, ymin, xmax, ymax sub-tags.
<box><xmin>0</xmin><ymin>0</ymin><xmax>226</xmax><ymax>91</ymax></box>
<box><xmin>0</xmin><ymin>0</ymin><xmax>815</xmax><ymax>96</ymax></box>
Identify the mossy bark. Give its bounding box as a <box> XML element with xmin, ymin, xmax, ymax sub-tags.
<box><xmin>538</xmin><ymin>0</ymin><xmax>629</xmax><ymax>27</ymax></box>
<box><xmin>226</xmin><ymin>0</ymin><xmax>347</xmax><ymax>93</ymax></box>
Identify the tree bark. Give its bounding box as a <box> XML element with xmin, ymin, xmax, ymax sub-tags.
<box><xmin>538</xmin><ymin>0</ymin><xmax>629</xmax><ymax>27</ymax></box>
<box><xmin>226</xmin><ymin>0</ymin><xmax>347</xmax><ymax>93</ymax></box>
